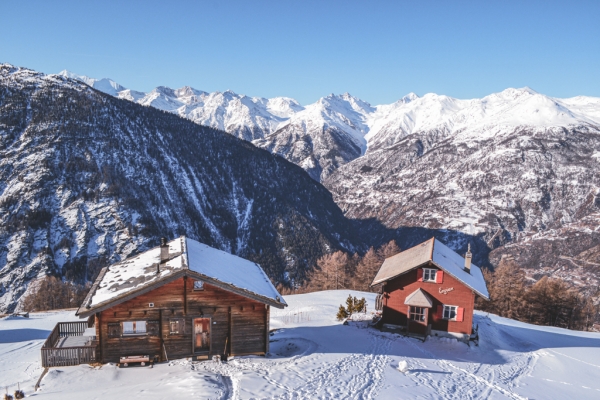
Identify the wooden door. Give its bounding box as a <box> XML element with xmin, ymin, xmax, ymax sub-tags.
<box><xmin>193</xmin><ymin>318</ymin><xmax>211</xmax><ymax>353</ymax></box>
<box><xmin>407</xmin><ymin>306</ymin><xmax>428</xmax><ymax>335</ymax></box>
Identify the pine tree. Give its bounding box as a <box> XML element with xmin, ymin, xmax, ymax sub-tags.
<box><xmin>336</xmin><ymin>305</ymin><xmax>349</xmax><ymax>321</ymax></box>
<box><xmin>346</xmin><ymin>294</ymin><xmax>355</xmax><ymax>315</ymax></box>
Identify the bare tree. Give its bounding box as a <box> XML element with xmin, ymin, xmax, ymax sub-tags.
<box><xmin>354</xmin><ymin>247</ymin><xmax>382</xmax><ymax>291</ymax></box>
<box><xmin>20</xmin><ymin>276</ymin><xmax>88</xmax><ymax>312</ymax></box>
<box><xmin>377</xmin><ymin>239</ymin><xmax>401</xmax><ymax>260</ymax></box>
<box><xmin>306</xmin><ymin>251</ymin><xmax>350</xmax><ymax>291</ymax></box>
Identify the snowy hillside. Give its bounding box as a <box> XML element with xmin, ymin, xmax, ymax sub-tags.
<box><xmin>2</xmin><ymin>290</ymin><xmax>600</xmax><ymax>399</ymax></box>
<box><xmin>0</xmin><ymin>64</ymin><xmax>359</xmax><ymax>313</ymax></box>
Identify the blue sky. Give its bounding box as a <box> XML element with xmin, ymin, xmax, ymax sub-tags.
<box><xmin>1</xmin><ymin>0</ymin><xmax>599</xmax><ymax>105</ymax></box>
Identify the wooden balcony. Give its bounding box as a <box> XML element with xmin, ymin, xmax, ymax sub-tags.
<box><xmin>41</xmin><ymin>321</ymin><xmax>97</xmax><ymax>367</ymax></box>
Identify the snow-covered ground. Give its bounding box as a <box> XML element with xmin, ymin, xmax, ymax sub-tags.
<box><xmin>1</xmin><ymin>290</ymin><xmax>600</xmax><ymax>399</ymax></box>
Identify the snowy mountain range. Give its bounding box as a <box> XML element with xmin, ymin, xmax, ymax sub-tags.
<box><xmin>58</xmin><ymin>70</ymin><xmax>600</xmax><ymax>182</ymax></box>
<box><xmin>0</xmin><ymin>65</ymin><xmax>361</xmax><ymax>313</ymax></box>
<box><xmin>59</xmin><ymin>69</ymin><xmax>600</xmax><ymax>300</ymax></box>
<box><xmin>1</xmin><ymin>65</ymin><xmax>598</xmax><ymax>311</ymax></box>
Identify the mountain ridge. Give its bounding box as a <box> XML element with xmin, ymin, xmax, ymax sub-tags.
<box><xmin>0</xmin><ymin>64</ymin><xmax>362</xmax><ymax>312</ymax></box>
<box><xmin>57</xmin><ymin>70</ymin><xmax>600</xmax><ymax>182</ymax></box>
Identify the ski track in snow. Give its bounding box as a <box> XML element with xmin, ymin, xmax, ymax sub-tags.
<box><xmin>398</xmin><ymin>335</ymin><xmax>534</xmax><ymax>400</ymax></box>
<box><xmin>190</xmin><ymin>329</ymin><xmax>391</xmax><ymax>400</ymax></box>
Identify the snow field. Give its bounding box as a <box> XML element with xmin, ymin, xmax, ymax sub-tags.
<box><xmin>1</xmin><ymin>290</ymin><xmax>600</xmax><ymax>399</ymax></box>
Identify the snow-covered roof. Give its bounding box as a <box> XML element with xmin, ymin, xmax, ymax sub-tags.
<box><xmin>371</xmin><ymin>238</ymin><xmax>489</xmax><ymax>299</ymax></box>
<box><xmin>77</xmin><ymin>236</ymin><xmax>286</xmax><ymax>317</ymax></box>
<box><xmin>185</xmin><ymin>238</ymin><xmax>286</xmax><ymax>308</ymax></box>
<box><xmin>404</xmin><ymin>288</ymin><xmax>433</xmax><ymax>308</ymax></box>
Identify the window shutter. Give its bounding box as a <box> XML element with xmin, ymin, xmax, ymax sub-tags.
<box><xmin>435</xmin><ymin>270</ymin><xmax>444</xmax><ymax>284</ymax></box>
<box><xmin>417</xmin><ymin>269</ymin><xmax>423</xmax><ymax>282</ymax></box>
<box><xmin>147</xmin><ymin>320</ymin><xmax>160</xmax><ymax>336</ymax></box>
<box><xmin>437</xmin><ymin>306</ymin><xmax>444</xmax><ymax>320</ymax></box>
<box><xmin>456</xmin><ymin>307</ymin><xmax>464</xmax><ymax>322</ymax></box>
<box><xmin>107</xmin><ymin>323</ymin><xmax>120</xmax><ymax>338</ymax></box>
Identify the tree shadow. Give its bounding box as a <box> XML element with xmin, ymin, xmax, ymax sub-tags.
<box><xmin>0</xmin><ymin>328</ymin><xmax>51</xmax><ymax>343</ymax></box>
<box><xmin>269</xmin><ymin>315</ymin><xmax>600</xmax><ymax>367</ymax></box>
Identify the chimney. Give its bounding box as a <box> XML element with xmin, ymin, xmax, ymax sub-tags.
<box><xmin>464</xmin><ymin>243</ymin><xmax>472</xmax><ymax>273</ymax></box>
<box><xmin>160</xmin><ymin>237</ymin><xmax>169</xmax><ymax>263</ymax></box>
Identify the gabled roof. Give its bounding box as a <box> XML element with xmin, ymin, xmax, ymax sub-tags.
<box><xmin>371</xmin><ymin>238</ymin><xmax>489</xmax><ymax>300</ymax></box>
<box><xmin>76</xmin><ymin>236</ymin><xmax>287</xmax><ymax>318</ymax></box>
<box><xmin>404</xmin><ymin>288</ymin><xmax>433</xmax><ymax>308</ymax></box>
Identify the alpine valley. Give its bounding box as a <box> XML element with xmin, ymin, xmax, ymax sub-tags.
<box><xmin>59</xmin><ymin>70</ymin><xmax>600</xmax><ymax>299</ymax></box>
<box><xmin>1</xmin><ymin>64</ymin><xmax>599</xmax><ymax>312</ymax></box>
<box><xmin>0</xmin><ymin>65</ymin><xmax>361</xmax><ymax>312</ymax></box>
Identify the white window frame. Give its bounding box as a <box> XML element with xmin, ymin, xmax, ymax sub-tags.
<box><xmin>122</xmin><ymin>320</ymin><xmax>147</xmax><ymax>335</ymax></box>
<box><xmin>443</xmin><ymin>305</ymin><xmax>458</xmax><ymax>321</ymax></box>
<box><xmin>423</xmin><ymin>268</ymin><xmax>437</xmax><ymax>282</ymax></box>
<box><xmin>409</xmin><ymin>306</ymin><xmax>426</xmax><ymax>322</ymax></box>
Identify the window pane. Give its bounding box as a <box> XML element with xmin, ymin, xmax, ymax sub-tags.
<box><xmin>423</xmin><ymin>269</ymin><xmax>437</xmax><ymax>282</ymax></box>
<box><xmin>194</xmin><ymin>280</ymin><xmax>204</xmax><ymax>290</ymax></box>
<box><xmin>135</xmin><ymin>321</ymin><xmax>147</xmax><ymax>334</ymax></box>
<box><xmin>122</xmin><ymin>321</ymin><xmax>134</xmax><ymax>334</ymax></box>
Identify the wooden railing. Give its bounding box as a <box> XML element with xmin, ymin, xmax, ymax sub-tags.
<box><xmin>41</xmin><ymin>346</ymin><xmax>97</xmax><ymax>367</ymax></box>
<box><xmin>41</xmin><ymin>321</ymin><xmax>96</xmax><ymax>368</ymax></box>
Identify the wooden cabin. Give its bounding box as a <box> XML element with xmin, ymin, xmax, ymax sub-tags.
<box><xmin>74</xmin><ymin>236</ymin><xmax>286</xmax><ymax>364</ymax></box>
<box><xmin>371</xmin><ymin>238</ymin><xmax>489</xmax><ymax>342</ymax></box>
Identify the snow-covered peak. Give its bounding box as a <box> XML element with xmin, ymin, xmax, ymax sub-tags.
<box><xmin>365</xmin><ymin>87</ymin><xmax>600</xmax><ymax>149</ymax></box>
<box><xmin>58</xmin><ymin>70</ymin><xmax>126</xmax><ymax>96</ymax></box>
<box><xmin>51</xmin><ymin>67</ymin><xmax>600</xmax><ymax>181</ymax></box>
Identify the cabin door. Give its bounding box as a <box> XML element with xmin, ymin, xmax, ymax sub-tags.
<box><xmin>193</xmin><ymin>318</ymin><xmax>211</xmax><ymax>353</ymax></box>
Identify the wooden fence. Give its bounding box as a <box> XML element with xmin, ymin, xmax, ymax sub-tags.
<box><xmin>41</xmin><ymin>321</ymin><xmax>97</xmax><ymax>367</ymax></box>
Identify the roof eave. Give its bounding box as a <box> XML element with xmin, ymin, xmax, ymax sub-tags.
<box><xmin>78</xmin><ymin>269</ymin><xmax>286</xmax><ymax>319</ymax></box>
<box><xmin>76</xmin><ymin>270</ymin><xmax>188</xmax><ymax>318</ymax></box>
<box><xmin>430</xmin><ymin>260</ymin><xmax>490</xmax><ymax>300</ymax></box>
<box><xmin>369</xmin><ymin>261</ymin><xmax>431</xmax><ymax>287</ymax></box>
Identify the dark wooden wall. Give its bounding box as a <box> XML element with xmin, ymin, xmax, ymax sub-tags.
<box><xmin>382</xmin><ymin>262</ymin><xmax>476</xmax><ymax>335</ymax></box>
<box><xmin>97</xmin><ymin>277</ymin><xmax>269</xmax><ymax>363</ymax></box>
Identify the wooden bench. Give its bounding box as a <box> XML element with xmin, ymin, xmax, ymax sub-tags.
<box><xmin>119</xmin><ymin>355</ymin><xmax>151</xmax><ymax>367</ymax></box>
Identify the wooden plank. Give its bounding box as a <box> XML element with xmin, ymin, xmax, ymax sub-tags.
<box><xmin>183</xmin><ymin>276</ymin><xmax>188</xmax><ymax>315</ymax></box>
<box><xmin>266</xmin><ymin>305</ymin><xmax>270</xmax><ymax>354</ymax></box>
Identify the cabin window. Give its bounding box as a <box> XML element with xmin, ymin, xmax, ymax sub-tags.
<box><xmin>170</xmin><ymin>318</ymin><xmax>184</xmax><ymax>335</ymax></box>
<box><xmin>409</xmin><ymin>306</ymin><xmax>426</xmax><ymax>322</ymax></box>
<box><xmin>193</xmin><ymin>280</ymin><xmax>204</xmax><ymax>291</ymax></box>
<box><xmin>443</xmin><ymin>305</ymin><xmax>458</xmax><ymax>320</ymax></box>
<box><xmin>423</xmin><ymin>268</ymin><xmax>437</xmax><ymax>282</ymax></box>
<box><xmin>122</xmin><ymin>320</ymin><xmax>147</xmax><ymax>335</ymax></box>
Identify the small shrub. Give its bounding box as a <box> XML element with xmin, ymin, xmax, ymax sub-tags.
<box><xmin>336</xmin><ymin>305</ymin><xmax>349</xmax><ymax>321</ymax></box>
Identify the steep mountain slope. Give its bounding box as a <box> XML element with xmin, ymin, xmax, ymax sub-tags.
<box><xmin>59</xmin><ymin>71</ymin><xmax>375</xmax><ymax>181</ymax></box>
<box><xmin>55</xmin><ymin>69</ymin><xmax>600</xmax><ymax>294</ymax></box>
<box><xmin>253</xmin><ymin>93</ymin><xmax>371</xmax><ymax>181</ymax></box>
<box><xmin>0</xmin><ymin>65</ymin><xmax>360</xmax><ymax>313</ymax></box>
<box><xmin>324</xmin><ymin>89</ymin><xmax>600</xmax><ymax>294</ymax></box>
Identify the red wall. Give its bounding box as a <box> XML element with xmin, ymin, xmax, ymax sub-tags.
<box><xmin>382</xmin><ymin>262</ymin><xmax>475</xmax><ymax>335</ymax></box>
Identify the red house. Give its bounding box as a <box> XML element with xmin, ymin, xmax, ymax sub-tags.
<box><xmin>372</xmin><ymin>238</ymin><xmax>489</xmax><ymax>342</ymax></box>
